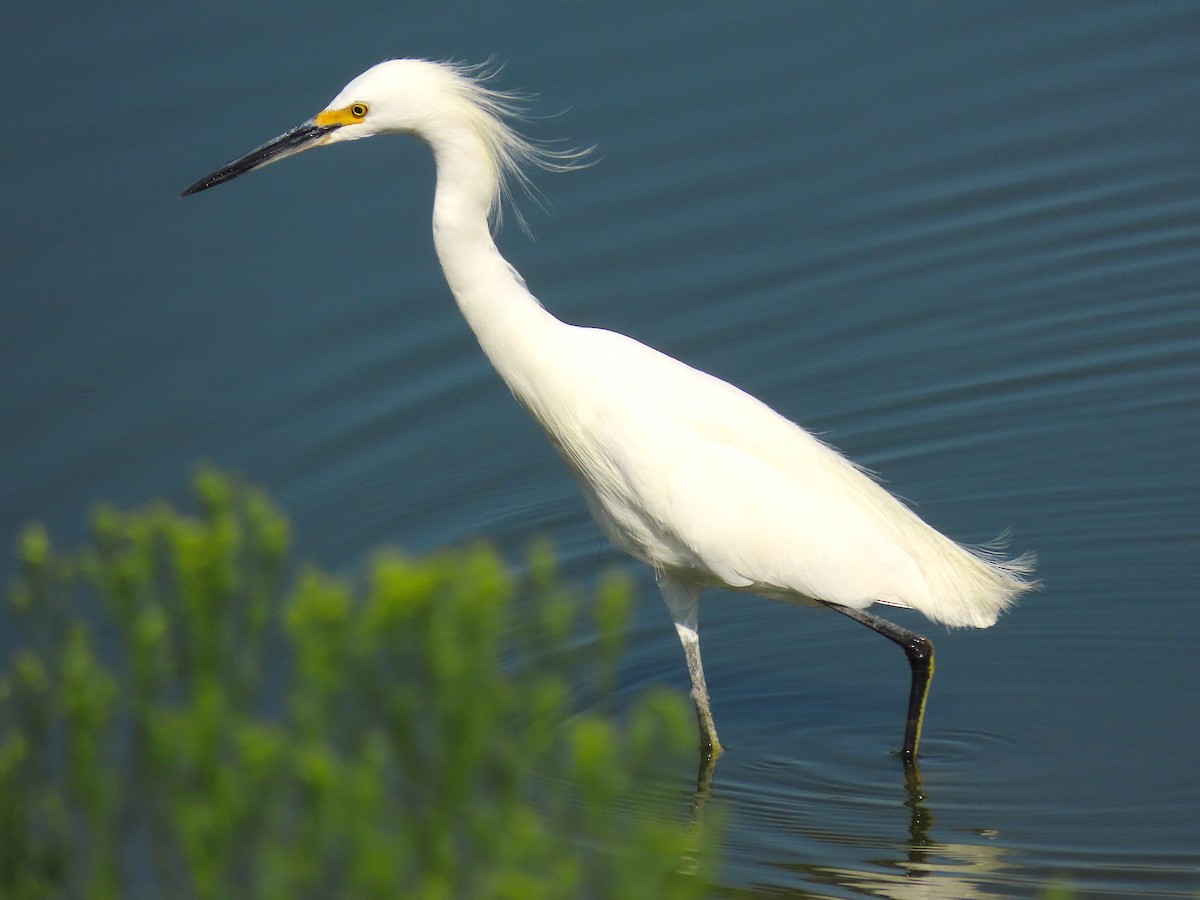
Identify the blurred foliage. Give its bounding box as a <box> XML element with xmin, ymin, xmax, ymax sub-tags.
<box><xmin>1038</xmin><ymin>886</ymin><xmax>1077</xmax><ymax>900</ymax></box>
<box><xmin>0</xmin><ymin>468</ymin><xmax>717</xmax><ymax>899</ymax></box>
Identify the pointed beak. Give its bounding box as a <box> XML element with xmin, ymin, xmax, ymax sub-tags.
<box><xmin>181</xmin><ymin>118</ymin><xmax>340</xmax><ymax>196</ymax></box>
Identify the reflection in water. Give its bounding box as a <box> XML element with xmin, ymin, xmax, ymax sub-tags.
<box><xmin>805</xmin><ymin>837</ymin><xmax>1010</xmax><ymax>900</ymax></box>
<box><xmin>902</xmin><ymin>769</ymin><xmax>933</xmax><ymax>849</ymax></box>
<box><xmin>809</xmin><ymin>776</ymin><xmax>1012</xmax><ymax>900</ymax></box>
<box><xmin>712</xmin><ymin>770</ymin><xmax>1012</xmax><ymax>899</ymax></box>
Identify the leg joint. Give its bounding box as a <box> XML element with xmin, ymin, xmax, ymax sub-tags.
<box><xmin>904</xmin><ymin>634</ymin><xmax>934</xmax><ymax>666</ymax></box>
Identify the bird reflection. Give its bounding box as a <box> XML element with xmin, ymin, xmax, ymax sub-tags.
<box><xmin>685</xmin><ymin>760</ymin><xmax>1012</xmax><ymax>898</ymax></box>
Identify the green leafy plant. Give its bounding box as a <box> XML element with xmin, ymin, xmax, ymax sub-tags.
<box><xmin>0</xmin><ymin>469</ymin><xmax>717</xmax><ymax>899</ymax></box>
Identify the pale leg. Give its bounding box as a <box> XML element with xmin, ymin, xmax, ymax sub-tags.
<box><xmin>657</xmin><ymin>573</ymin><xmax>723</xmax><ymax>758</ymax></box>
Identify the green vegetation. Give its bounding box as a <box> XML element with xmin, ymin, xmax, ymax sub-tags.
<box><xmin>0</xmin><ymin>469</ymin><xmax>717</xmax><ymax>899</ymax></box>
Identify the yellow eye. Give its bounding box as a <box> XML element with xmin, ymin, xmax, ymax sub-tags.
<box><xmin>350</xmin><ymin>102</ymin><xmax>368</xmax><ymax>119</ymax></box>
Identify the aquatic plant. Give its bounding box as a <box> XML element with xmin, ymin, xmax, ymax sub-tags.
<box><xmin>0</xmin><ymin>469</ymin><xmax>716</xmax><ymax>899</ymax></box>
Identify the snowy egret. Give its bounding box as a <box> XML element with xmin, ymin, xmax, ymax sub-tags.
<box><xmin>183</xmin><ymin>59</ymin><xmax>1036</xmax><ymax>769</ymax></box>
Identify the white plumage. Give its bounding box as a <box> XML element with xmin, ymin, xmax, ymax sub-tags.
<box><xmin>184</xmin><ymin>59</ymin><xmax>1036</xmax><ymax>769</ymax></box>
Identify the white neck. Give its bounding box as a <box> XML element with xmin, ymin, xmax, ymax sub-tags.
<box><xmin>425</xmin><ymin>125</ymin><xmax>561</xmax><ymax>405</ymax></box>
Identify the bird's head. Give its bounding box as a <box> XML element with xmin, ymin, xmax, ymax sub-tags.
<box><xmin>180</xmin><ymin>59</ymin><xmax>478</xmax><ymax>196</ymax></box>
<box><xmin>182</xmin><ymin>58</ymin><xmax>588</xmax><ymax>232</ymax></box>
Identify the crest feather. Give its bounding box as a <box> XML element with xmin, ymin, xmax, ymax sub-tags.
<box><xmin>436</xmin><ymin>60</ymin><xmax>592</xmax><ymax>233</ymax></box>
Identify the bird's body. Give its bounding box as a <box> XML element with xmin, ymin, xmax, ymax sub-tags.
<box><xmin>184</xmin><ymin>59</ymin><xmax>1035</xmax><ymax>770</ymax></box>
<box><xmin>501</xmin><ymin>319</ymin><xmax>1021</xmax><ymax>625</ymax></box>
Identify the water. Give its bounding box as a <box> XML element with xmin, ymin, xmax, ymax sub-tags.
<box><xmin>3</xmin><ymin>1</ymin><xmax>1199</xmax><ymax>895</ymax></box>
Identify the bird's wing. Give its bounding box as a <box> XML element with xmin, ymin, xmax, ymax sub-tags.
<box><xmin>560</xmin><ymin>328</ymin><xmax>926</xmax><ymax>609</ymax></box>
<box><xmin>613</xmin><ymin>399</ymin><xmax>922</xmax><ymax>607</ymax></box>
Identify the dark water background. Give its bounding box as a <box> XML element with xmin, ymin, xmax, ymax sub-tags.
<box><xmin>3</xmin><ymin>2</ymin><xmax>1198</xmax><ymax>896</ymax></box>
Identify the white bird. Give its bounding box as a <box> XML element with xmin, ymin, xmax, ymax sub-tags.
<box><xmin>183</xmin><ymin>59</ymin><xmax>1036</xmax><ymax>769</ymax></box>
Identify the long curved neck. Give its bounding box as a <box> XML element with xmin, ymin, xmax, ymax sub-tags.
<box><xmin>426</xmin><ymin>127</ymin><xmax>561</xmax><ymax>400</ymax></box>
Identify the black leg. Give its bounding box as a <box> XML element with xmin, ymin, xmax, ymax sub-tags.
<box><xmin>821</xmin><ymin>602</ymin><xmax>935</xmax><ymax>768</ymax></box>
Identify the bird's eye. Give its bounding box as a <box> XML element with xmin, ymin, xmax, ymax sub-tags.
<box><xmin>350</xmin><ymin>103</ymin><xmax>369</xmax><ymax>119</ymax></box>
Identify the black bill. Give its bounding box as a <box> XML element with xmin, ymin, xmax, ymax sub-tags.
<box><xmin>181</xmin><ymin>119</ymin><xmax>339</xmax><ymax>197</ymax></box>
